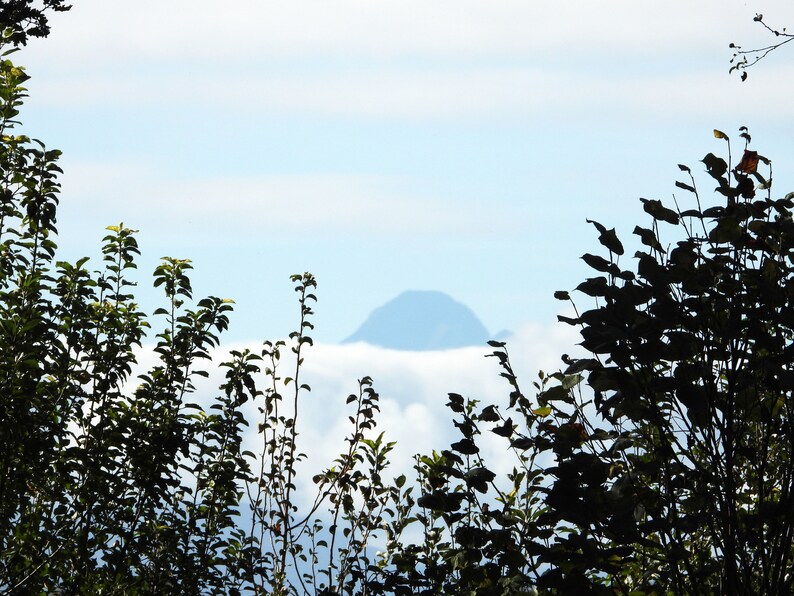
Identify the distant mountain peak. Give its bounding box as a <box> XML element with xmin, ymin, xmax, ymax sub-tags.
<box><xmin>342</xmin><ymin>290</ymin><xmax>490</xmax><ymax>351</ymax></box>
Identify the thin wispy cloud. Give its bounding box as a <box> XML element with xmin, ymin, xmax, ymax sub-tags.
<box><xmin>29</xmin><ymin>64</ymin><xmax>794</xmax><ymax>123</ymax></box>
<box><xmin>58</xmin><ymin>163</ymin><xmax>530</xmax><ymax>239</ymax></box>
<box><xmin>22</xmin><ymin>1</ymin><xmax>794</xmax><ymax>123</ymax></box>
<box><xmin>27</xmin><ymin>0</ymin><xmax>783</xmax><ymax>62</ymax></box>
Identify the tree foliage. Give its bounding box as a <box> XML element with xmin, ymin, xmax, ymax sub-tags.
<box><xmin>369</xmin><ymin>128</ymin><xmax>794</xmax><ymax>594</ymax></box>
<box><xmin>529</xmin><ymin>127</ymin><xmax>794</xmax><ymax>593</ymax></box>
<box><xmin>0</xmin><ymin>0</ymin><xmax>71</xmax><ymax>46</ymax></box>
<box><xmin>0</xmin><ymin>41</ymin><xmax>398</xmax><ymax>594</ymax></box>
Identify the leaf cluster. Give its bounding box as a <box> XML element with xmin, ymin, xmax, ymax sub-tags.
<box><xmin>0</xmin><ymin>0</ymin><xmax>71</xmax><ymax>47</ymax></box>
<box><xmin>367</xmin><ymin>128</ymin><xmax>794</xmax><ymax>595</ymax></box>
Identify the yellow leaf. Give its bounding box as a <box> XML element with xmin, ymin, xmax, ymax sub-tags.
<box><xmin>532</xmin><ymin>406</ymin><xmax>552</xmax><ymax>417</ymax></box>
<box><xmin>713</xmin><ymin>129</ymin><xmax>729</xmax><ymax>140</ymax></box>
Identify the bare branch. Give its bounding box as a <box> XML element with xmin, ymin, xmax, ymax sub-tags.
<box><xmin>730</xmin><ymin>13</ymin><xmax>794</xmax><ymax>81</ymax></box>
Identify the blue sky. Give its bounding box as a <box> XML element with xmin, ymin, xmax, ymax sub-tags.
<box><xmin>17</xmin><ymin>0</ymin><xmax>794</xmax><ymax>345</ymax></box>
<box><xmin>13</xmin><ymin>0</ymin><xmax>794</xmax><ymax>523</ymax></box>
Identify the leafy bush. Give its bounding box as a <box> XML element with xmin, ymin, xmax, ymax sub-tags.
<box><xmin>0</xmin><ymin>37</ymin><xmax>397</xmax><ymax>594</ymax></box>
<box><xmin>387</xmin><ymin>129</ymin><xmax>794</xmax><ymax>594</ymax></box>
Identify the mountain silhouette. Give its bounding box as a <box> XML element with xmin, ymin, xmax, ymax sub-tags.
<box><xmin>342</xmin><ymin>290</ymin><xmax>490</xmax><ymax>351</ymax></box>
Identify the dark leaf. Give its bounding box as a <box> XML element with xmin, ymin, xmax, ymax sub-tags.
<box><xmin>479</xmin><ymin>405</ymin><xmax>500</xmax><ymax>422</ymax></box>
<box><xmin>587</xmin><ymin>219</ymin><xmax>624</xmax><ymax>255</ymax></box>
<box><xmin>491</xmin><ymin>418</ymin><xmax>514</xmax><ymax>437</ymax></box>
<box><xmin>581</xmin><ymin>253</ymin><xmax>617</xmax><ymax>274</ymax></box>
<box><xmin>641</xmin><ymin>198</ymin><xmax>679</xmax><ymax>225</ymax></box>
<box><xmin>450</xmin><ymin>438</ymin><xmax>479</xmax><ymax>455</ymax></box>
<box><xmin>447</xmin><ymin>393</ymin><xmax>465</xmax><ymax>413</ymax></box>
<box><xmin>633</xmin><ymin>226</ymin><xmax>664</xmax><ymax>252</ymax></box>
<box><xmin>702</xmin><ymin>152</ymin><xmax>728</xmax><ymax>181</ymax></box>
<box><xmin>576</xmin><ymin>276</ymin><xmax>610</xmax><ymax>298</ymax></box>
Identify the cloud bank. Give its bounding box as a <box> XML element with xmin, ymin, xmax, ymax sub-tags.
<box><xmin>128</xmin><ymin>318</ymin><xmax>581</xmax><ymax>511</ymax></box>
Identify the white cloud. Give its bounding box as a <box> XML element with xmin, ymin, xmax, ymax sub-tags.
<box><xmin>127</xmin><ymin>317</ymin><xmax>581</xmax><ymax>515</ymax></box>
<box><xmin>244</xmin><ymin>320</ymin><xmax>583</xmax><ymax>496</ymax></box>
<box><xmin>20</xmin><ymin>0</ymin><xmax>794</xmax><ymax>121</ymax></box>
<box><xmin>29</xmin><ymin>67</ymin><xmax>556</xmax><ymax>117</ymax></box>
<box><xmin>26</xmin><ymin>55</ymin><xmax>794</xmax><ymax>123</ymax></box>
<box><xmin>57</xmin><ymin>161</ymin><xmax>528</xmax><ymax>239</ymax></box>
<box><xmin>29</xmin><ymin>0</ymin><xmax>792</xmax><ymax>63</ymax></box>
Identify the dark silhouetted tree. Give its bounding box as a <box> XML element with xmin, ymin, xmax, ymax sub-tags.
<box><xmin>375</xmin><ymin>128</ymin><xmax>794</xmax><ymax>595</ymax></box>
